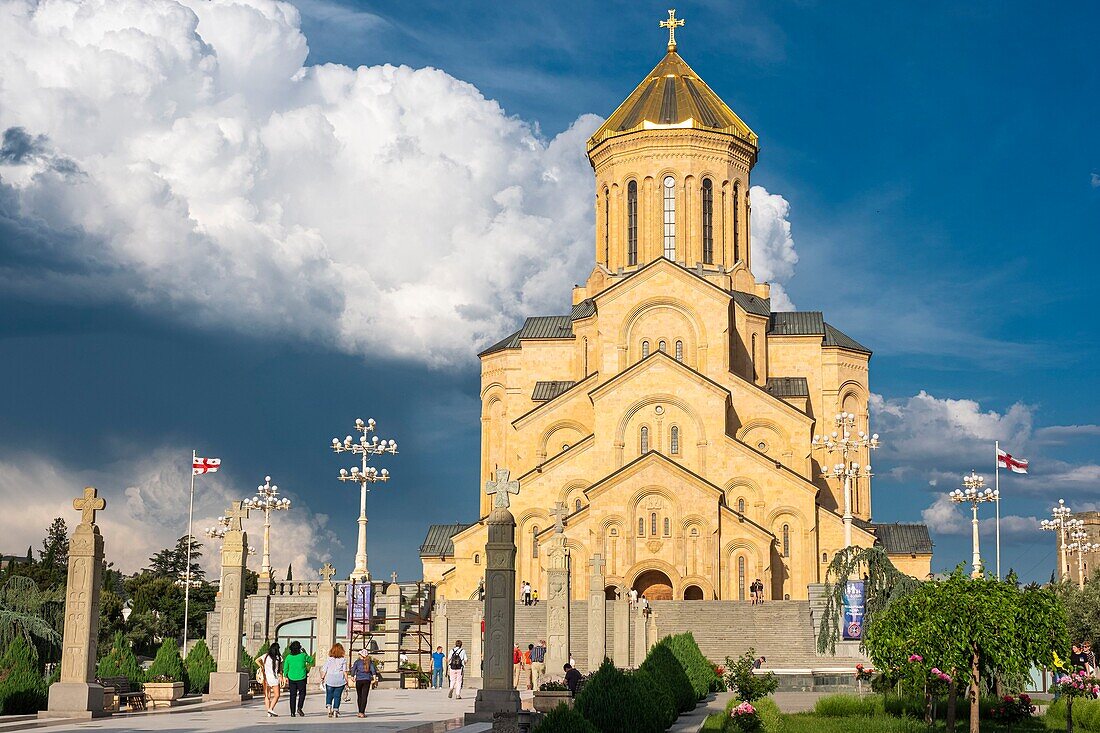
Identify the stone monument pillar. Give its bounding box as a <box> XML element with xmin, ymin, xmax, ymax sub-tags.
<box><xmin>544</xmin><ymin>533</ymin><xmax>570</xmax><ymax>678</ymax></box>
<box><xmin>468</xmin><ymin>469</ymin><xmax>521</xmax><ymax>725</ymax></box>
<box><xmin>645</xmin><ymin>607</ymin><xmax>658</xmax><ymax>652</ymax></box>
<box><xmin>315</xmin><ymin>563</ymin><xmax>337</xmax><ymax>668</ymax></box>
<box><xmin>208</xmin><ymin>501</ymin><xmax>252</xmax><ymax>701</ymax></box>
<box><xmin>633</xmin><ymin>605</ymin><xmax>647</xmax><ymax>666</ymax></box>
<box><xmin>433</xmin><ymin>600</ymin><xmax>449</xmax><ymax>658</ymax></box>
<box><xmin>469</xmin><ymin>616</ymin><xmax>483</xmax><ymax>684</ymax></box>
<box><xmin>612</xmin><ymin>584</ymin><xmax>630</xmax><ymax>667</ymax></box>
<box><xmin>43</xmin><ymin>488</ymin><xmax>108</xmax><ymax>719</ymax></box>
<box><xmin>587</xmin><ymin>554</ymin><xmax>606</xmax><ymax>673</ymax></box>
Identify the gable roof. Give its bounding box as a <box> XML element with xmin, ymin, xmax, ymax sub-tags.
<box><xmin>584</xmin><ymin>449</ymin><xmax>725</xmax><ymax>502</ymax></box>
<box><xmin>419</xmin><ymin>523</ymin><xmax>472</xmax><ymax>558</ymax></box>
<box><xmin>532</xmin><ymin>381</ymin><xmax>577</xmax><ymax>402</ymax></box>
<box><xmin>872</xmin><ymin>523</ymin><xmax>934</xmax><ymax>554</ymax></box>
<box><xmin>731</xmin><ymin>290</ymin><xmax>771</xmax><ymax>317</ymax></box>
<box><xmin>767</xmin><ymin>312</ymin><xmax>872</xmax><ymax>354</ymax></box>
<box><xmin>765</xmin><ymin>377</ymin><xmax>809</xmax><ymax>398</ymax></box>
<box><xmin>588</xmin><ymin>349</ymin><xmax>730</xmax><ymax>402</ymax></box>
<box><xmin>478</xmin><ymin>315</ymin><xmax>576</xmax><ymax>357</ymax></box>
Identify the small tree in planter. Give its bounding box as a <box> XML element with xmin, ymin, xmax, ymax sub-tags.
<box><xmin>145</xmin><ymin>640</ymin><xmax>188</xmax><ymax>706</ymax></box>
<box><xmin>96</xmin><ymin>631</ymin><xmax>144</xmax><ymax>686</ymax></box>
<box><xmin>1050</xmin><ymin>671</ymin><xmax>1100</xmax><ymax>733</ymax></box>
<box><xmin>533</xmin><ymin>703</ymin><xmax>597</xmax><ymax>733</ymax></box>
<box><xmin>184</xmin><ymin>640</ymin><xmax>216</xmax><ymax>694</ymax></box>
<box><xmin>0</xmin><ymin>636</ymin><xmax>47</xmax><ymax>714</ymax></box>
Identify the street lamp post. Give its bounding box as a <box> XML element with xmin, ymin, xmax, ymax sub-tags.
<box><xmin>244</xmin><ymin>476</ymin><xmax>291</xmax><ymax>584</ymax></box>
<box><xmin>811</xmin><ymin>412</ymin><xmax>880</xmax><ymax>547</ymax></box>
<box><xmin>1067</xmin><ymin>529</ymin><xmax>1096</xmax><ymax>590</ymax></box>
<box><xmin>1041</xmin><ymin>499</ymin><xmax>1076</xmax><ymax>582</ymax></box>
<box><xmin>331</xmin><ymin>418</ymin><xmax>397</xmax><ymax>581</ymax></box>
<box><xmin>949</xmin><ymin>470</ymin><xmax>998</xmax><ymax>578</ymax></box>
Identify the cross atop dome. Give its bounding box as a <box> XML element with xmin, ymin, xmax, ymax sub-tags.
<box><xmin>659</xmin><ymin>9</ymin><xmax>685</xmax><ymax>51</ymax></box>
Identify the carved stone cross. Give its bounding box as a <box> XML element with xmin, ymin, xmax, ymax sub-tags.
<box><xmin>319</xmin><ymin>562</ymin><xmax>336</xmax><ymax>582</ymax></box>
<box><xmin>390</xmin><ymin>571</ymin><xmax>399</xmax><ymax>583</ymax></box>
<box><xmin>73</xmin><ymin>486</ymin><xmax>105</xmax><ymax>525</ymax></box>
<box><xmin>485</xmin><ymin>468</ymin><xmax>520</xmax><ymax>509</ymax></box>
<box><xmin>589</xmin><ymin>553</ymin><xmax>605</xmax><ymax>577</ymax></box>
<box><xmin>550</xmin><ymin>501</ymin><xmax>568</xmax><ymax>534</ymax></box>
<box><xmin>224</xmin><ymin>500</ymin><xmax>250</xmax><ymax>532</ymax></box>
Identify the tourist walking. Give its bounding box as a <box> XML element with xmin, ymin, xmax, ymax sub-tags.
<box><xmin>530</xmin><ymin>639</ymin><xmax>547</xmax><ymax>687</ymax></box>
<box><xmin>320</xmin><ymin>643</ymin><xmax>350</xmax><ymax>718</ymax></box>
<box><xmin>523</xmin><ymin>644</ymin><xmax>534</xmax><ymax>689</ymax></box>
<box><xmin>256</xmin><ymin>642</ymin><xmax>283</xmax><ymax>717</ymax></box>
<box><xmin>350</xmin><ymin>649</ymin><xmax>378</xmax><ymax>718</ymax></box>
<box><xmin>431</xmin><ymin>645</ymin><xmax>445</xmax><ymax>689</ymax></box>
<box><xmin>447</xmin><ymin>640</ymin><xmax>468</xmax><ymax>699</ymax></box>
<box><xmin>521</xmin><ymin>580</ymin><xmax>532</xmax><ymax>605</ymax></box>
<box><xmin>532</xmin><ymin>589</ymin><xmax>539</xmax><ymax>605</ymax></box>
<box><xmin>282</xmin><ymin>640</ymin><xmax>313</xmax><ymax>717</ymax></box>
<box><xmin>629</xmin><ymin>588</ymin><xmax>638</xmax><ymax>608</ymax></box>
<box><xmin>513</xmin><ymin>643</ymin><xmax>524</xmax><ymax>688</ymax></box>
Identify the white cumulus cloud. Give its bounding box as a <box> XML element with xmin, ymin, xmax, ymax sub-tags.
<box><xmin>0</xmin><ymin>0</ymin><xmax>804</xmax><ymax>367</ymax></box>
<box><xmin>921</xmin><ymin>494</ymin><xmax>1038</xmax><ymax>538</ymax></box>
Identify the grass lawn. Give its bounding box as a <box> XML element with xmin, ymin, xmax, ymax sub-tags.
<box><xmin>778</xmin><ymin>712</ymin><xmax>1054</xmax><ymax>732</ymax></box>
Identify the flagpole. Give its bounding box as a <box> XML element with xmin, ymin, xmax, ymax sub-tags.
<box><xmin>995</xmin><ymin>440</ymin><xmax>1001</xmax><ymax>581</ymax></box>
<box><xmin>183</xmin><ymin>449</ymin><xmax>196</xmax><ymax>654</ymax></box>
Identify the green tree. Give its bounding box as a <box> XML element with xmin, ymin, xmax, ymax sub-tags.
<box><xmin>147</xmin><ymin>536</ymin><xmax>205</xmax><ymax>582</ymax></box>
<box><xmin>184</xmin><ymin>640</ymin><xmax>216</xmax><ymax>694</ymax></box>
<box><xmin>865</xmin><ymin>569</ymin><xmax>1067</xmax><ymax>733</ymax></box>
<box><xmin>96</xmin><ymin>632</ymin><xmax>143</xmax><ymax>686</ymax></box>
<box><xmin>1056</xmin><ymin>573</ymin><xmax>1100</xmax><ymax>649</ymax></box>
<box><xmin>0</xmin><ymin>635</ymin><xmax>48</xmax><ymax>714</ymax></box>
<box><xmin>147</xmin><ymin>639</ymin><xmax>188</xmax><ymax>685</ymax></box>
<box><xmin>39</xmin><ymin>518</ymin><xmax>69</xmax><ymax>571</ymax></box>
<box><xmin>0</xmin><ymin>575</ymin><xmax>62</xmax><ymax>662</ymax></box>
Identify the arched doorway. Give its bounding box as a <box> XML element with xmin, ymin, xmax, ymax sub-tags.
<box><xmin>604</xmin><ymin>585</ymin><xmax>620</xmax><ymax>601</ymax></box>
<box><xmin>633</xmin><ymin>569</ymin><xmax>673</xmax><ymax>601</ymax></box>
<box><xmin>683</xmin><ymin>585</ymin><xmax>704</xmax><ymax>600</ymax></box>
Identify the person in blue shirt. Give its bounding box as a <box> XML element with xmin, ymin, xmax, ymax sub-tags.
<box><xmin>431</xmin><ymin>646</ymin><xmax>446</xmax><ymax>689</ymax></box>
<box><xmin>349</xmin><ymin>649</ymin><xmax>378</xmax><ymax>718</ymax></box>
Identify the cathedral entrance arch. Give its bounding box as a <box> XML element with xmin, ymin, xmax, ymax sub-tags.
<box><xmin>633</xmin><ymin>569</ymin><xmax>673</xmax><ymax>601</ymax></box>
<box><xmin>683</xmin><ymin>585</ymin><xmax>704</xmax><ymax>600</ymax></box>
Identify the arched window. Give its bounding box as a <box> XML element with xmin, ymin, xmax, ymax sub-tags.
<box><xmin>702</xmin><ymin>178</ymin><xmax>714</xmax><ymax>264</ymax></box>
<box><xmin>641</xmin><ymin>340</ymin><xmax>650</xmax><ymax>359</ymax></box>
<box><xmin>603</xmin><ymin>187</ymin><xmax>609</xmax><ymax>264</ymax></box>
<box><xmin>658</xmin><ymin>340</ymin><xmax>666</xmax><ymax>352</ymax></box>
<box><xmin>663</xmin><ymin>517</ymin><xmax>670</xmax><ymax>536</ymax></box>
<box><xmin>610</xmin><ymin>527</ymin><xmax>618</xmax><ymax>537</ymax></box>
<box><xmin>575</xmin><ymin>498</ymin><xmax>582</xmax><ymax>512</ymax></box>
<box><xmin>638</xmin><ymin>517</ymin><xmax>645</xmax><ymax>536</ymax></box>
<box><xmin>627</xmin><ymin>180</ymin><xmax>638</xmax><ymax>265</ymax></box>
<box><xmin>782</xmin><ymin>524</ymin><xmax>790</xmax><ymax>558</ymax></box>
<box><xmin>675</xmin><ymin>340</ymin><xmax>683</xmax><ymax>361</ymax></box>
<box><xmin>732</xmin><ymin>184</ymin><xmax>740</xmax><ymax>262</ymax></box>
<box><xmin>690</xmin><ymin>526</ymin><xmax>698</xmax><ymax>537</ymax></box>
<box><xmin>663</xmin><ymin>175</ymin><xmax>676</xmax><ymax>259</ymax></box>
<box><xmin>737</xmin><ymin>556</ymin><xmax>746</xmax><ymax>601</ymax></box>
<box><xmin>532</xmin><ymin>526</ymin><xmax>540</xmax><ymax>558</ymax></box>
<box><xmin>737</xmin><ymin>497</ymin><xmax>746</xmax><ymax>514</ymax></box>
<box><xmin>474</xmin><ymin>553</ymin><xmax>480</xmax><ymax>565</ymax></box>
<box><xmin>640</xmin><ymin>426</ymin><xmax>649</xmax><ymax>453</ymax></box>
<box><xmin>670</xmin><ymin>426</ymin><xmax>680</xmax><ymax>455</ymax></box>
<box><xmin>751</xmin><ymin>334</ymin><xmax>757</xmax><ymax>381</ymax></box>
<box><xmin>650</xmin><ymin>512</ymin><xmax>658</xmax><ymax>536</ymax></box>
<box><xmin>821</xmin><ymin>552</ymin><xmax>828</xmax><ymax>564</ymax></box>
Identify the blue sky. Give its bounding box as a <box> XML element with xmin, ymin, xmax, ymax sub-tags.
<box><xmin>0</xmin><ymin>0</ymin><xmax>1097</xmax><ymax>584</ymax></box>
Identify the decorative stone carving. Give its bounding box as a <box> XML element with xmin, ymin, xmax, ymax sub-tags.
<box><xmin>315</xmin><ymin>562</ymin><xmax>337</xmax><ymax>668</ymax></box>
<box><xmin>545</xmin><ymin>535</ymin><xmax>570</xmax><ymax>675</ymax></box>
<box><xmin>587</xmin><ymin>554</ymin><xmax>606</xmax><ymax>672</ymax></box>
<box><xmin>207</xmin><ymin>501</ymin><xmax>252</xmax><ymax>701</ymax></box>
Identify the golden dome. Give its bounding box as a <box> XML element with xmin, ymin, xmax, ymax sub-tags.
<box><xmin>587</xmin><ymin>50</ymin><xmax>758</xmax><ymax>152</ymax></box>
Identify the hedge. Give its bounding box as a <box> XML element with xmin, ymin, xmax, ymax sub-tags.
<box><xmin>663</xmin><ymin>633</ymin><xmax>716</xmax><ymax>701</ymax></box>
<box><xmin>575</xmin><ymin>659</ymin><xmax>662</xmax><ymax>733</ymax></box>
<box><xmin>638</xmin><ymin>640</ymin><xmax>695</xmax><ymax>713</ymax></box>
<box><xmin>0</xmin><ymin>636</ymin><xmax>48</xmax><ymax>714</ymax></box>
<box><xmin>532</xmin><ymin>702</ymin><xmax>599</xmax><ymax>733</ymax></box>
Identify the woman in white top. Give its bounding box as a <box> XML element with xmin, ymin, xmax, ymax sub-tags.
<box><xmin>255</xmin><ymin>642</ymin><xmax>284</xmax><ymax>716</ymax></box>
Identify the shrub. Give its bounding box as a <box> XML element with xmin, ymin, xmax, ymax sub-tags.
<box><xmin>639</xmin><ymin>640</ymin><xmax>695</xmax><ymax>713</ymax></box>
<box><xmin>239</xmin><ymin>646</ymin><xmax>253</xmax><ymax>674</ymax></box>
<box><xmin>989</xmin><ymin>693</ymin><xmax>1035</xmax><ymax>726</ymax></box>
<box><xmin>533</xmin><ymin>703</ymin><xmax>598</xmax><ymax>733</ymax></box>
<box><xmin>575</xmin><ymin>659</ymin><xmax>661</xmax><ymax>733</ymax></box>
<box><xmin>814</xmin><ymin>693</ymin><xmax>884</xmax><ymax>717</ymax></box>
<box><xmin>146</xmin><ymin>639</ymin><xmax>187</xmax><ymax>686</ymax></box>
<box><xmin>724</xmin><ymin>649</ymin><xmax>778</xmax><ymax>703</ymax></box>
<box><xmin>664</xmin><ymin>633</ymin><xmax>717</xmax><ymax>700</ymax></box>
<box><xmin>754</xmin><ymin>697</ymin><xmax>781</xmax><ymax>732</ymax></box>
<box><xmin>633</xmin><ymin>668</ymin><xmax>676</xmax><ymax>730</ymax></box>
<box><xmin>95</xmin><ymin>632</ymin><xmax>144</xmax><ymax>686</ymax></box>
<box><xmin>184</xmin><ymin>639</ymin><xmax>216</xmax><ymax>694</ymax></box>
<box><xmin>0</xmin><ymin>636</ymin><xmax>48</xmax><ymax>714</ymax></box>
<box><xmin>1047</xmin><ymin>697</ymin><xmax>1100</xmax><ymax>732</ymax></box>
<box><xmin>539</xmin><ymin>680</ymin><xmax>568</xmax><ymax>691</ymax></box>
<box><xmin>701</xmin><ymin>712</ymin><xmax>727</xmax><ymax>732</ymax></box>
<box><xmin>728</xmin><ymin>701</ymin><xmax>762</xmax><ymax>732</ymax></box>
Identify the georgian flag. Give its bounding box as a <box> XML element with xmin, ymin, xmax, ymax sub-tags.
<box><xmin>997</xmin><ymin>448</ymin><xmax>1029</xmax><ymax>474</ymax></box>
<box><xmin>193</xmin><ymin>457</ymin><xmax>221</xmax><ymax>475</ymax></box>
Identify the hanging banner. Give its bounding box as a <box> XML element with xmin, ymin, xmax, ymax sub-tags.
<box><xmin>842</xmin><ymin>580</ymin><xmax>865</xmax><ymax>640</ymax></box>
<box><xmin>347</xmin><ymin>580</ymin><xmax>372</xmax><ymax>635</ymax></box>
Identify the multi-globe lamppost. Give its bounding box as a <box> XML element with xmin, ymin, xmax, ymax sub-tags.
<box><xmin>811</xmin><ymin>412</ymin><xmax>879</xmax><ymax>548</ymax></box>
<box><xmin>1041</xmin><ymin>499</ymin><xmax>1077</xmax><ymax>582</ymax></box>
<box><xmin>331</xmin><ymin>418</ymin><xmax>397</xmax><ymax>581</ymax></box>
<box><xmin>949</xmin><ymin>470</ymin><xmax>998</xmax><ymax>577</ymax></box>
<box><xmin>244</xmin><ymin>476</ymin><xmax>291</xmax><ymax>583</ymax></box>
<box><xmin>1067</xmin><ymin>528</ymin><xmax>1096</xmax><ymax>590</ymax></box>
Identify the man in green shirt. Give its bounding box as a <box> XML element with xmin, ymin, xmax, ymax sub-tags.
<box><xmin>282</xmin><ymin>641</ymin><xmax>315</xmax><ymax>716</ymax></box>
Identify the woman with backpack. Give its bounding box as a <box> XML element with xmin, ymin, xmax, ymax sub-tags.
<box><xmin>349</xmin><ymin>648</ymin><xmax>379</xmax><ymax>718</ymax></box>
<box><xmin>282</xmin><ymin>640</ymin><xmax>313</xmax><ymax>717</ymax></box>
<box><xmin>255</xmin><ymin>642</ymin><xmax>284</xmax><ymax>717</ymax></box>
<box><xmin>447</xmin><ymin>639</ymin><xmax>468</xmax><ymax>699</ymax></box>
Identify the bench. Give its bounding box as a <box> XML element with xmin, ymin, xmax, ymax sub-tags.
<box><xmin>99</xmin><ymin>676</ymin><xmax>147</xmax><ymax>711</ymax></box>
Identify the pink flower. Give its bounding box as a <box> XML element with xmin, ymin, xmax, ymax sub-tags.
<box><xmin>908</xmin><ymin>654</ymin><xmax>923</xmax><ymax>663</ymax></box>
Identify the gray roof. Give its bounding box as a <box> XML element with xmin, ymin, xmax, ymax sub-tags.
<box><xmin>419</xmin><ymin>523</ymin><xmax>472</xmax><ymax>557</ymax></box>
<box><xmin>824</xmin><ymin>323</ymin><xmax>872</xmax><ymax>353</ymax></box>
<box><xmin>767</xmin><ymin>312</ymin><xmax>872</xmax><ymax>354</ymax></box>
<box><xmin>731</xmin><ymin>290</ymin><xmax>771</xmax><ymax>317</ymax></box>
<box><xmin>532</xmin><ymin>381</ymin><xmax>577</xmax><ymax>401</ymax></box>
<box><xmin>765</xmin><ymin>377</ymin><xmax>809</xmax><ymax>398</ymax></box>
<box><xmin>571</xmin><ymin>299</ymin><xmax>596</xmax><ymax>320</ymax></box>
<box><xmin>872</xmin><ymin>523</ymin><xmax>933</xmax><ymax>555</ymax></box>
<box><xmin>478</xmin><ymin>314</ymin><xmax>576</xmax><ymax>357</ymax></box>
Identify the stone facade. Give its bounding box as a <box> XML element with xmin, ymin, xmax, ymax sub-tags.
<box><xmin>422</xmin><ymin>41</ymin><xmax>932</xmax><ymax>604</ymax></box>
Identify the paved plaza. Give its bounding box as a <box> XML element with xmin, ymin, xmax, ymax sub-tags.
<box><xmin>3</xmin><ymin>690</ymin><xmax>483</xmax><ymax>733</ymax></box>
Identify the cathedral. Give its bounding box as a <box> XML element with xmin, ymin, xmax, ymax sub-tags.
<box><xmin>421</xmin><ymin>18</ymin><xmax>932</xmax><ymax>603</ymax></box>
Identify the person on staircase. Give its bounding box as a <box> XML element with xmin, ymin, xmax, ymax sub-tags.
<box><xmin>530</xmin><ymin>640</ymin><xmax>547</xmax><ymax>688</ymax></box>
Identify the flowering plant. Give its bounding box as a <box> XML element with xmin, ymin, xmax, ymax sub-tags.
<box><xmin>854</xmin><ymin>663</ymin><xmax>874</xmax><ymax>682</ymax></box>
<box><xmin>990</xmin><ymin>694</ymin><xmax>1035</xmax><ymax>725</ymax></box>
<box><xmin>728</xmin><ymin>702</ymin><xmax>761</xmax><ymax>732</ymax></box>
<box><xmin>1052</xmin><ymin>671</ymin><xmax>1100</xmax><ymax>699</ymax></box>
<box><xmin>908</xmin><ymin>654</ymin><xmax>923</xmax><ymax>663</ymax></box>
